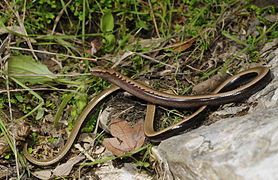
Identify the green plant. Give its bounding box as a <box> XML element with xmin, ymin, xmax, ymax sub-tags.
<box><xmin>19</xmin><ymin>0</ymin><xmax>61</xmax><ymax>32</ymax></box>
<box><xmin>100</xmin><ymin>10</ymin><xmax>115</xmax><ymax>52</ymax></box>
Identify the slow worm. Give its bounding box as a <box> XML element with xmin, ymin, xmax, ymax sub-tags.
<box><xmin>23</xmin><ymin>66</ymin><xmax>272</xmax><ymax>165</ymax></box>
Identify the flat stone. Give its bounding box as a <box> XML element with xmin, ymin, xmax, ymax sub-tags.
<box><xmin>95</xmin><ymin>161</ymin><xmax>152</xmax><ymax>180</ymax></box>
<box><xmin>154</xmin><ymin>49</ymin><xmax>278</xmax><ymax>180</ymax></box>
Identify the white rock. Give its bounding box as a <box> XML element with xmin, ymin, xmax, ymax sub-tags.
<box><xmin>154</xmin><ymin>48</ymin><xmax>278</xmax><ymax>180</ymax></box>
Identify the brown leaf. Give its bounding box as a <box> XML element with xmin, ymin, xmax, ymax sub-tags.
<box><xmin>172</xmin><ymin>39</ymin><xmax>194</xmax><ymax>53</ymax></box>
<box><xmin>52</xmin><ymin>155</ymin><xmax>85</xmax><ymax>177</ymax></box>
<box><xmin>264</xmin><ymin>15</ymin><xmax>278</xmax><ymax>23</ymax></box>
<box><xmin>32</xmin><ymin>170</ymin><xmax>52</xmax><ymax>180</ymax></box>
<box><xmin>103</xmin><ymin>118</ymin><xmax>145</xmax><ymax>156</ymax></box>
<box><xmin>102</xmin><ymin>138</ymin><xmax>129</xmax><ymax>156</ymax></box>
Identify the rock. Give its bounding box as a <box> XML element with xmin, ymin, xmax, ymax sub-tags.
<box><xmin>95</xmin><ymin>161</ymin><xmax>152</xmax><ymax>180</ymax></box>
<box><xmin>154</xmin><ymin>48</ymin><xmax>278</xmax><ymax>180</ymax></box>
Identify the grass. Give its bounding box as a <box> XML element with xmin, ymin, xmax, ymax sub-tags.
<box><xmin>0</xmin><ymin>0</ymin><xmax>277</xmax><ymax>178</ymax></box>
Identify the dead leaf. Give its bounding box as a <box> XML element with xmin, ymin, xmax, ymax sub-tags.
<box><xmin>102</xmin><ymin>118</ymin><xmax>145</xmax><ymax>156</ymax></box>
<box><xmin>172</xmin><ymin>39</ymin><xmax>194</xmax><ymax>53</ymax></box>
<box><xmin>0</xmin><ymin>26</ymin><xmax>24</xmax><ymax>35</ymax></box>
<box><xmin>32</xmin><ymin>169</ymin><xmax>52</xmax><ymax>180</ymax></box>
<box><xmin>264</xmin><ymin>15</ymin><xmax>278</xmax><ymax>22</ymax></box>
<box><xmin>52</xmin><ymin>155</ymin><xmax>85</xmax><ymax>177</ymax></box>
<box><xmin>32</xmin><ymin>157</ymin><xmax>85</xmax><ymax>179</ymax></box>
